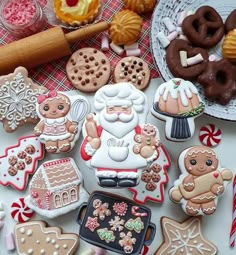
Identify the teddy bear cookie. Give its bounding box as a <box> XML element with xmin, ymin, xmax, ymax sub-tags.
<box><xmin>15</xmin><ymin>221</ymin><xmax>79</xmax><ymax>255</ymax></box>
<box><xmin>34</xmin><ymin>90</ymin><xmax>89</xmax><ymax>153</ymax></box>
<box><xmin>169</xmin><ymin>145</ymin><xmax>233</xmax><ymax>216</ymax></box>
<box><xmin>151</xmin><ymin>78</ymin><xmax>205</xmax><ymax>141</ymax></box>
<box><xmin>25</xmin><ymin>158</ymin><xmax>88</xmax><ymax>218</ymax></box>
<box><xmin>0</xmin><ymin>66</ymin><xmax>47</xmax><ymax>133</ymax></box>
<box><xmin>80</xmin><ymin>82</ymin><xmax>163</xmax><ymax>188</ymax></box>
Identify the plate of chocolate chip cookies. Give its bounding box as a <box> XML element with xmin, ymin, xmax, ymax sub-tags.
<box><xmin>151</xmin><ymin>0</ymin><xmax>236</xmax><ymax>121</ymax></box>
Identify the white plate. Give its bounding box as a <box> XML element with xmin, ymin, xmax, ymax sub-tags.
<box><xmin>150</xmin><ymin>0</ymin><xmax>236</xmax><ymax>121</ymax></box>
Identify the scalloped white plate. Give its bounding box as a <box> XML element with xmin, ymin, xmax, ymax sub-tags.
<box><xmin>150</xmin><ymin>0</ymin><xmax>236</xmax><ymax>121</ymax></box>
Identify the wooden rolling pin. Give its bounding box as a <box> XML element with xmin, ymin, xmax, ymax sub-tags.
<box><xmin>0</xmin><ymin>21</ymin><xmax>109</xmax><ymax>75</ymax></box>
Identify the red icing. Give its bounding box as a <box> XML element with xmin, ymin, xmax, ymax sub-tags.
<box><xmin>213</xmin><ymin>172</ymin><xmax>219</xmax><ymax>178</ymax></box>
<box><xmin>66</xmin><ymin>0</ymin><xmax>79</xmax><ymax>7</ymax></box>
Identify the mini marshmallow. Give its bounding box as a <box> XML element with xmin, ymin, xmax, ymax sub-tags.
<box><xmin>124</xmin><ymin>42</ymin><xmax>139</xmax><ymax>50</ymax></box>
<box><xmin>5</xmin><ymin>232</ymin><xmax>15</xmax><ymax>251</ymax></box>
<box><xmin>179</xmin><ymin>51</ymin><xmax>188</xmax><ymax>67</ymax></box>
<box><xmin>157</xmin><ymin>31</ymin><xmax>170</xmax><ymax>48</ymax></box>
<box><xmin>176</xmin><ymin>26</ymin><xmax>183</xmax><ymax>34</ymax></box>
<box><xmin>209</xmin><ymin>54</ymin><xmax>218</xmax><ymax>62</ymax></box>
<box><xmin>0</xmin><ymin>221</ymin><xmax>4</xmax><ymax>229</ymax></box>
<box><xmin>110</xmin><ymin>42</ymin><xmax>124</xmax><ymax>55</ymax></box>
<box><xmin>0</xmin><ymin>201</ymin><xmax>3</xmax><ymax>210</ymax></box>
<box><xmin>186</xmin><ymin>53</ymin><xmax>204</xmax><ymax>66</ymax></box>
<box><xmin>186</xmin><ymin>10</ymin><xmax>194</xmax><ymax>16</ymax></box>
<box><xmin>101</xmin><ymin>34</ymin><xmax>109</xmax><ymax>52</ymax></box>
<box><xmin>167</xmin><ymin>31</ymin><xmax>178</xmax><ymax>41</ymax></box>
<box><xmin>0</xmin><ymin>211</ymin><xmax>5</xmax><ymax>220</ymax></box>
<box><xmin>95</xmin><ymin>247</ymin><xmax>106</xmax><ymax>255</ymax></box>
<box><xmin>163</xmin><ymin>17</ymin><xmax>176</xmax><ymax>32</ymax></box>
<box><xmin>81</xmin><ymin>248</ymin><xmax>95</xmax><ymax>255</ymax></box>
<box><xmin>177</xmin><ymin>11</ymin><xmax>187</xmax><ymax>26</ymax></box>
<box><xmin>178</xmin><ymin>34</ymin><xmax>190</xmax><ymax>42</ymax></box>
<box><xmin>126</xmin><ymin>48</ymin><xmax>141</xmax><ymax>57</ymax></box>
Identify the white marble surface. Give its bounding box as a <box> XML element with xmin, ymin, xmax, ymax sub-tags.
<box><xmin>0</xmin><ymin>78</ymin><xmax>235</xmax><ymax>254</ymax></box>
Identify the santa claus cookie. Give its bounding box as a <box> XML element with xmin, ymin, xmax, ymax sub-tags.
<box><xmin>169</xmin><ymin>145</ymin><xmax>233</xmax><ymax>216</ymax></box>
<box><xmin>25</xmin><ymin>158</ymin><xmax>88</xmax><ymax>218</ymax></box>
<box><xmin>80</xmin><ymin>82</ymin><xmax>168</xmax><ymax>188</ymax></box>
<box><xmin>15</xmin><ymin>221</ymin><xmax>79</xmax><ymax>255</ymax></box>
<box><xmin>151</xmin><ymin>78</ymin><xmax>205</xmax><ymax>141</ymax></box>
<box><xmin>34</xmin><ymin>90</ymin><xmax>89</xmax><ymax>153</ymax></box>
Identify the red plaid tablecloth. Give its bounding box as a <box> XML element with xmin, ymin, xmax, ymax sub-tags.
<box><xmin>0</xmin><ymin>0</ymin><xmax>159</xmax><ymax>91</ymax></box>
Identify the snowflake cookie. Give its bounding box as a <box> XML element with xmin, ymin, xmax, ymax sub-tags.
<box><xmin>155</xmin><ymin>217</ymin><xmax>218</xmax><ymax>255</ymax></box>
<box><xmin>0</xmin><ymin>66</ymin><xmax>47</xmax><ymax>132</ymax></box>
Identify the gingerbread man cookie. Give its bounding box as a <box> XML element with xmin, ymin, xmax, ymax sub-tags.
<box><xmin>34</xmin><ymin>90</ymin><xmax>89</xmax><ymax>153</ymax></box>
<box><xmin>169</xmin><ymin>145</ymin><xmax>233</xmax><ymax>216</ymax></box>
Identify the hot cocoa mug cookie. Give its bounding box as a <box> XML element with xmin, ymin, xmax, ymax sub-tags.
<box><xmin>66</xmin><ymin>47</ymin><xmax>111</xmax><ymax>92</ymax></box>
<box><xmin>169</xmin><ymin>145</ymin><xmax>233</xmax><ymax>216</ymax></box>
<box><xmin>114</xmin><ymin>56</ymin><xmax>150</xmax><ymax>90</ymax></box>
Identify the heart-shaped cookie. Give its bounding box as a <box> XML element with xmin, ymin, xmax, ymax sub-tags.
<box><xmin>166</xmin><ymin>39</ymin><xmax>209</xmax><ymax>81</ymax></box>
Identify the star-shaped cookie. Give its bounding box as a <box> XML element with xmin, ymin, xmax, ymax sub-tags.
<box><xmin>0</xmin><ymin>66</ymin><xmax>47</xmax><ymax>132</ymax></box>
<box><xmin>155</xmin><ymin>217</ymin><xmax>217</xmax><ymax>255</ymax></box>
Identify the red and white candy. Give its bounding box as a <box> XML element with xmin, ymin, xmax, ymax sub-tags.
<box><xmin>10</xmin><ymin>198</ymin><xmax>34</xmax><ymax>223</ymax></box>
<box><xmin>199</xmin><ymin>124</ymin><xmax>222</xmax><ymax>147</ymax></box>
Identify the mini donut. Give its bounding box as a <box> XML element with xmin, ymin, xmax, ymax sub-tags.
<box><xmin>182</xmin><ymin>6</ymin><xmax>224</xmax><ymax>48</ymax></box>
<box><xmin>122</xmin><ymin>0</ymin><xmax>156</xmax><ymax>14</ymax></box>
<box><xmin>113</xmin><ymin>56</ymin><xmax>150</xmax><ymax>90</ymax></box>
<box><xmin>225</xmin><ymin>9</ymin><xmax>236</xmax><ymax>33</ymax></box>
<box><xmin>66</xmin><ymin>48</ymin><xmax>111</xmax><ymax>92</ymax></box>
<box><xmin>109</xmin><ymin>10</ymin><xmax>143</xmax><ymax>45</ymax></box>
<box><xmin>166</xmin><ymin>39</ymin><xmax>209</xmax><ymax>81</ymax></box>
<box><xmin>197</xmin><ymin>59</ymin><xmax>236</xmax><ymax>105</ymax></box>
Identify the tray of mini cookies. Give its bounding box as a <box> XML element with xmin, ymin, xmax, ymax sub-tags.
<box><xmin>150</xmin><ymin>0</ymin><xmax>236</xmax><ymax>121</ymax></box>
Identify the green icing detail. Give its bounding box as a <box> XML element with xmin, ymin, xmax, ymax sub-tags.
<box><xmin>97</xmin><ymin>228</ymin><xmax>115</xmax><ymax>243</ymax></box>
<box><xmin>125</xmin><ymin>217</ymin><xmax>144</xmax><ymax>233</ymax></box>
<box><xmin>177</xmin><ymin>102</ymin><xmax>205</xmax><ymax>117</ymax></box>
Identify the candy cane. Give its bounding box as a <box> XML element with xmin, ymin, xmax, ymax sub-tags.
<box><xmin>45</xmin><ymin>191</ymin><xmax>51</xmax><ymax>210</ymax></box>
<box><xmin>131</xmin><ymin>206</ymin><xmax>147</xmax><ymax>217</ymax></box>
<box><xmin>230</xmin><ymin>175</ymin><xmax>236</xmax><ymax>247</ymax></box>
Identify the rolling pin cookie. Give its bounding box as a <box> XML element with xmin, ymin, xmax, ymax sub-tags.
<box><xmin>0</xmin><ymin>66</ymin><xmax>47</xmax><ymax>132</ymax></box>
<box><xmin>114</xmin><ymin>56</ymin><xmax>150</xmax><ymax>90</ymax></box>
<box><xmin>66</xmin><ymin>48</ymin><xmax>111</xmax><ymax>92</ymax></box>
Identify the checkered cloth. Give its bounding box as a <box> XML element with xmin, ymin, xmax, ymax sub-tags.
<box><xmin>0</xmin><ymin>0</ymin><xmax>159</xmax><ymax>91</ymax></box>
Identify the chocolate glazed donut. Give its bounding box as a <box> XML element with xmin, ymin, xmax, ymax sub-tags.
<box><xmin>182</xmin><ymin>6</ymin><xmax>224</xmax><ymax>48</ymax></box>
<box><xmin>198</xmin><ymin>59</ymin><xmax>236</xmax><ymax>105</ymax></box>
<box><xmin>225</xmin><ymin>9</ymin><xmax>236</xmax><ymax>33</ymax></box>
<box><xmin>166</xmin><ymin>39</ymin><xmax>208</xmax><ymax>81</ymax></box>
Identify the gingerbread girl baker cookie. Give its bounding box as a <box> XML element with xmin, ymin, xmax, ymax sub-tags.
<box><xmin>80</xmin><ymin>82</ymin><xmax>165</xmax><ymax>188</ymax></box>
<box><xmin>34</xmin><ymin>90</ymin><xmax>89</xmax><ymax>153</ymax></box>
<box><xmin>169</xmin><ymin>145</ymin><xmax>233</xmax><ymax>216</ymax></box>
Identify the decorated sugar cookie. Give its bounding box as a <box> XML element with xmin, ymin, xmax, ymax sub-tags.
<box><xmin>77</xmin><ymin>191</ymin><xmax>155</xmax><ymax>254</ymax></box>
<box><xmin>0</xmin><ymin>66</ymin><xmax>47</xmax><ymax>133</ymax></box>
<box><xmin>169</xmin><ymin>145</ymin><xmax>233</xmax><ymax>216</ymax></box>
<box><xmin>15</xmin><ymin>221</ymin><xmax>79</xmax><ymax>255</ymax></box>
<box><xmin>155</xmin><ymin>217</ymin><xmax>218</xmax><ymax>255</ymax></box>
<box><xmin>151</xmin><ymin>78</ymin><xmax>205</xmax><ymax>141</ymax></box>
<box><xmin>34</xmin><ymin>90</ymin><xmax>89</xmax><ymax>153</ymax></box>
<box><xmin>80</xmin><ymin>82</ymin><xmax>168</xmax><ymax>188</ymax></box>
<box><xmin>129</xmin><ymin>144</ymin><xmax>171</xmax><ymax>204</ymax></box>
<box><xmin>25</xmin><ymin>158</ymin><xmax>88</xmax><ymax>218</ymax></box>
<box><xmin>0</xmin><ymin>135</ymin><xmax>44</xmax><ymax>191</ymax></box>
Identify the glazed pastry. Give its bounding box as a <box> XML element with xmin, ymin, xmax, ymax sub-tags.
<box><xmin>109</xmin><ymin>10</ymin><xmax>143</xmax><ymax>45</ymax></box>
<box><xmin>222</xmin><ymin>29</ymin><xmax>236</xmax><ymax>63</ymax></box>
<box><xmin>53</xmin><ymin>0</ymin><xmax>101</xmax><ymax>26</ymax></box>
<box><xmin>122</xmin><ymin>0</ymin><xmax>157</xmax><ymax>14</ymax></box>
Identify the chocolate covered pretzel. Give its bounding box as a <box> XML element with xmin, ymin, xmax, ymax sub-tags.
<box><xmin>182</xmin><ymin>6</ymin><xmax>224</xmax><ymax>48</ymax></box>
<box><xmin>225</xmin><ymin>9</ymin><xmax>236</xmax><ymax>33</ymax></box>
<box><xmin>166</xmin><ymin>39</ymin><xmax>208</xmax><ymax>81</ymax></box>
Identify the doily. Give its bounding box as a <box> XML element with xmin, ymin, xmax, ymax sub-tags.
<box><xmin>150</xmin><ymin>0</ymin><xmax>236</xmax><ymax>121</ymax></box>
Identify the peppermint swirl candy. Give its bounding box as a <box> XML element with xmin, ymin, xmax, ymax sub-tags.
<box><xmin>199</xmin><ymin>124</ymin><xmax>222</xmax><ymax>147</ymax></box>
<box><xmin>11</xmin><ymin>198</ymin><xmax>34</xmax><ymax>223</ymax></box>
